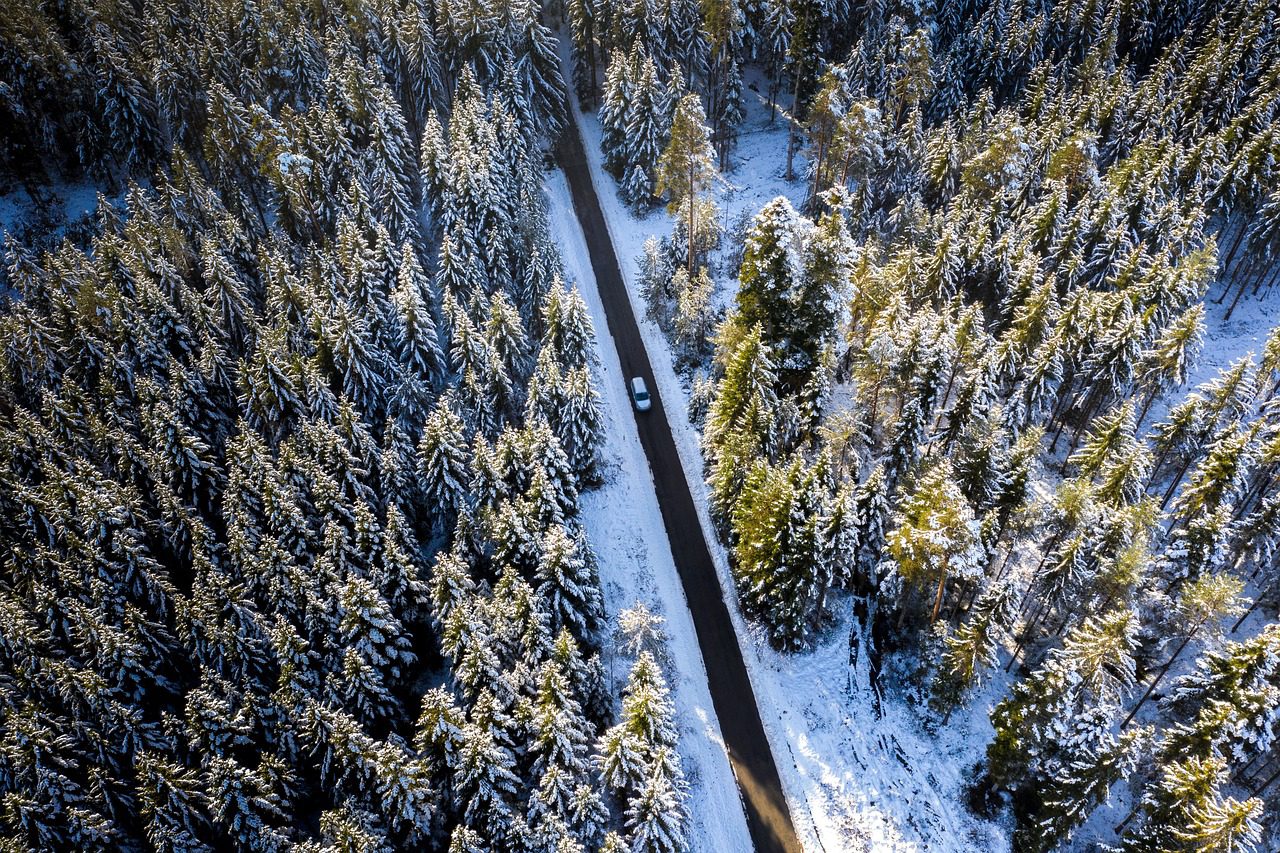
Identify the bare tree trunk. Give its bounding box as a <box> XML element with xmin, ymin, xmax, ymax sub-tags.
<box><xmin>931</xmin><ymin>362</ymin><xmax>961</xmax><ymax>434</ymax></box>
<box><xmin>1007</xmin><ymin>597</ymin><xmax>1047</xmax><ymax>672</ymax></box>
<box><xmin>1114</xmin><ymin>802</ymin><xmax>1140</xmax><ymax>836</ymax></box>
<box><xmin>687</xmin><ymin>160</ymin><xmax>696</xmax><ymax>277</ymax></box>
<box><xmin>784</xmin><ymin>8</ymin><xmax>810</xmax><ymax>183</ymax></box>
<box><xmin>1251</xmin><ymin>761</ymin><xmax>1280</xmax><ymax>797</ymax></box>
<box><xmin>930</xmin><ymin>564</ymin><xmax>950</xmax><ymax>623</ymax></box>
<box><xmin>1136</xmin><ymin>386</ymin><xmax>1159</xmax><ymax>430</ymax></box>
<box><xmin>1224</xmin><ymin>263</ymin><xmax>1258</xmax><ymax>321</ymax></box>
<box><xmin>1046</xmin><ymin>374</ymin><xmax>1079</xmax><ymax>453</ymax></box>
<box><xmin>946</xmin><ymin>579</ymin><xmax>969</xmax><ymax>624</ymax></box>
<box><xmin>1234</xmin><ymin>465</ymin><xmax>1275</xmax><ymax>521</ymax></box>
<box><xmin>896</xmin><ymin>585</ymin><xmax>916</xmax><ymax>629</ymax></box>
<box><xmin>1231</xmin><ymin>583</ymin><xmax>1268</xmax><ymax>633</ymax></box>
<box><xmin>1261</xmin><ymin>263</ymin><xmax>1280</xmax><ymax>297</ymax></box>
<box><xmin>1120</xmin><ymin>625</ymin><xmax>1201</xmax><ymax>729</ymax></box>
<box><xmin>990</xmin><ymin>540</ymin><xmax>1018</xmax><ymax>587</ymax></box>
<box><xmin>808</xmin><ymin>132</ymin><xmax>828</xmax><ymax>206</ymax></box>
<box><xmin>1221</xmin><ymin>215</ymin><xmax>1251</xmax><ymax>272</ymax></box>
<box><xmin>1160</xmin><ymin>455</ymin><xmax>1194</xmax><ymax>510</ymax></box>
<box><xmin>785</xmin><ymin>68</ymin><xmax>803</xmax><ymax>181</ymax></box>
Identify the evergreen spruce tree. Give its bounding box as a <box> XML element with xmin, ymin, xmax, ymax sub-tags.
<box><xmin>1023</xmin><ymin>724</ymin><xmax>1149</xmax><ymax>853</ymax></box>
<box><xmin>392</xmin><ymin>242</ymin><xmax>444</xmax><ymax>388</ymax></box>
<box><xmin>1121</xmin><ymin>756</ymin><xmax>1263</xmax><ymax>853</ymax></box>
<box><xmin>625</xmin><ymin>760</ymin><xmax>689</xmax><ymax>853</ymax></box>
<box><xmin>597</xmin><ymin>653</ymin><xmax>681</xmax><ymax>800</ymax></box>
<box><xmin>930</xmin><ymin>586</ymin><xmax>1013</xmax><ymax>719</ymax></box>
<box><xmin>671</xmin><ymin>266</ymin><xmax>716</xmax><ymax>363</ymax></box>
<box><xmin>730</xmin><ymin>457</ymin><xmax>832</xmax><ymax>648</ymax></box>
<box><xmin>733</xmin><ymin>197</ymin><xmax>849</xmax><ymax>390</ymax></box>
<box><xmin>1160</xmin><ymin>624</ymin><xmax>1280</xmax><ymax>768</ymax></box>
<box><xmin>883</xmin><ymin>462</ymin><xmax>983</xmax><ymax>627</ymax></box>
<box><xmin>1137</xmin><ymin>303</ymin><xmax>1206</xmax><ymax>425</ymax></box>
<box><xmin>621</xmin><ymin>52</ymin><xmax>666</xmax><ymax>207</ymax></box>
<box><xmin>656</xmin><ymin>93</ymin><xmax>718</xmax><ymax>276</ymax></box>
<box><xmin>567</xmin><ymin>0</ymin><xmax>599</xmax><ymax>104</ymax></box>
<box><xmin>600</xmin><ymin>50</ymin><xmax>635</xmax><ymax>177</ymax></box>
<box><xmin>988</xmin><ymin>609</ymin><xmax>1140</xmax><ymax>792</ymax></box>
<box><xmin>537</xmin><ymin>523</ymin><xmax>605</xmax><ymax>641</ymax></box>
<box><xmin>418</xmin><ymin>395</ymin><xmax>472</xmax><ymax>531</ymax></box>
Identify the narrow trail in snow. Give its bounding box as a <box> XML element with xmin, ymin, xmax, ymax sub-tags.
<box><xmin>553</xmin><ymin>111</ymin><xmax>803</xmax><ymax>853</ymax></box>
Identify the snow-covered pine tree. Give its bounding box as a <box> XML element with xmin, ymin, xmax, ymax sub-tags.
<box><xmin>734</xmin><ymin>196</ymin><xmax>850</xmax><ymax>392</ymax></box>
<box><xmin>882</xmin><ymin>461</ymin><xmax>983</xmax><ymax>628</ymax></box>
<box><xmin>600</xmin><ymin>49</ymin><xmax>635</xmax><ymax>177</ymax></box>
<box><xmin>704</xmin><ymin>323</ymin><xmax>780</xmax><ymax>522</ymax></box>
<box><xmin>730</xmin><ymin>456</ymin><xmax>833</xmax><ymax>648</ymax></box>
<box><xmin>1022</xmin><ymin>722</ymin><xmax>1149</xmax><ymax>853</ymax></box>
<box><xmin>624</xmin><ymin>757</ymin><xmax>690</xmax><ymax>853</ymax></box>
<box><xmin>418</xmin><ymin>394</ymin><xmax>472</xmax><ymax>532</ymax></box>
<box><xmin>671</xmin><ymin>265</ymin><xmax>716</xmax><ymax>364</ymax></box>
<box><xmin>988</xmin><ymin>609</ymin><xmax>1140</xmax><ymax>792</ymax></box>
<box><xmin>1159</xmin><ymin>624</ymin><xmax>1280</xmax><ymax>772</ymax></box>
<box><xmin>542</xmin><ymin>278</ymin><xmax>599</xmax><ymax>373</ymax></box>
<box><xmin>621</xmin><ymin>51</ymin><xmax>666</xmax><ymax>207</ymax></box>
<box><xmin>930</xmin><ymin>586</ymin><xmax>1014</xmax><ymax>719</ymax></box>
<box><xmin>1136</xmin><ymin>303</ymin><xmax>1206</xmax><ymax>425</ymax></box>
<box><xmin>392</xmin><ymin>242</ymin><xmax>444</xmax><ymax>389</ymax></box>
<box><xmin>1120</xmin><ymin>572</ymin><xmax>1246</xmax><ymax>729</ymax></box>
<box><xmin>656</xmin><ymin>93</ymin><xmax>718</xmax><ymax>276</ymax></box>
<box><xmin>567</xmin><ymin>0</ymin><xmax>600</xmax><ymax>105</ymax></box>
<box><xmin>1120</xmin><ymin>755</ymin><xmax>1264</xmax><ymax>853</ymax></box>
<box><xmin>528</xmin><ymin>657</ymin><xmax>595</xmax><ymax>837</ymax></box>
<box><xmin>536</xmin><ymin>523</ymin><xmax>605</xmax><ymax>642</ymax></box>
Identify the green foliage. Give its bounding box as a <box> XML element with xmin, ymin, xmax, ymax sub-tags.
<box><xmin>884</xmin><ymin>462</ymin><xmax>983</xmax><ymax>624</ymax></box>
<box><xmin>730</xmin><ymin>456</ymin><xmax>835</xmax><ymax>649</ymax></box>
<box><xmin>735</xmin><ymin>197</ymin><xmax>851</xmax><ymax>391</ymax></box>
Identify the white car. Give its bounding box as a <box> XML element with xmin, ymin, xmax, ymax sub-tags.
<box><xmin>630</xmin><ymin>376</ymin><xmax>652</xmax><ymax>411</ymax></box>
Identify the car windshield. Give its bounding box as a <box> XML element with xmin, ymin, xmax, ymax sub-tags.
<box><xmin>635</xmin><ymin>390</ymin><xmax>649</xmax><ymax>400</ymax></box>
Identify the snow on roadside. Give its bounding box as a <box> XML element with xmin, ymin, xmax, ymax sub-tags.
<box><xmin>559</xmin><ymin>77</ymin><xmax>1007</xmax><ymax>851</ymax></box>
<box><xmin>544</xmin><ymin>168</ymin><xmax>754</xmax><ymax>852</ymax></box>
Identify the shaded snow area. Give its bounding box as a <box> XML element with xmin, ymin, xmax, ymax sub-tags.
<box><xmin>559</xmin><ymin>80</ymin><xmax>1009</xmax><ymax>851</ymax></box>
<box><xmin>0</xmin><ymin>181</ymin><xmax>106</xmax><ymax>248</ymax></box>
<box><xmin>544</xmin><ymin>169</ymin><xmax>754</xmax><ymax>852</ymax></box>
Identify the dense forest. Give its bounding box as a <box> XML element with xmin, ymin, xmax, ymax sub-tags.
<box><xmin>0</xmin><ymin>1</ymin><xmax>693</xmax><ymax>851</ymax></box>
<box><xmin>572</xmin><ymin>0</ymin><xmax>1280</xmax><ymax>849</ymax></box>
<box><xmin>4</xmin><ymin>0</ymin><xmax>1280</xmax><ymax>849</ymax></box>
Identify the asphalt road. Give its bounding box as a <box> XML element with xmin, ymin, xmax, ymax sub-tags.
<box><xmin>554</xmin><ymin>115</ymin><xmax>803</xmax><ymax>853</ymax></box>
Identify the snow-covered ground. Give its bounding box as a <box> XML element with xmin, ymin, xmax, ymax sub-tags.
<box><xmin>0</xmin><ymin>180</ymin><xmax>104</xmax><ymax>243</ymax></box>
<box><xmin>545</xmin><ymin>169</ymin><xmax>754</xmax><ymax>851</ymax></box>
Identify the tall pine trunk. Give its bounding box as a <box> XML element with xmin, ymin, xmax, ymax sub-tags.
<box><xmin>785</xmin><ymin>66</ymin><xmax>803</xmax><ymax>181</ymax></box>
<box><xmin>1120</xmin><ymin>624</ymin><xmax>1202</xmax><ymax>729</ymax></box>
<box><xmin>930</xmin><ymin>563</ymin><xmax>950</xmax><ymax>623</ymax></box>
